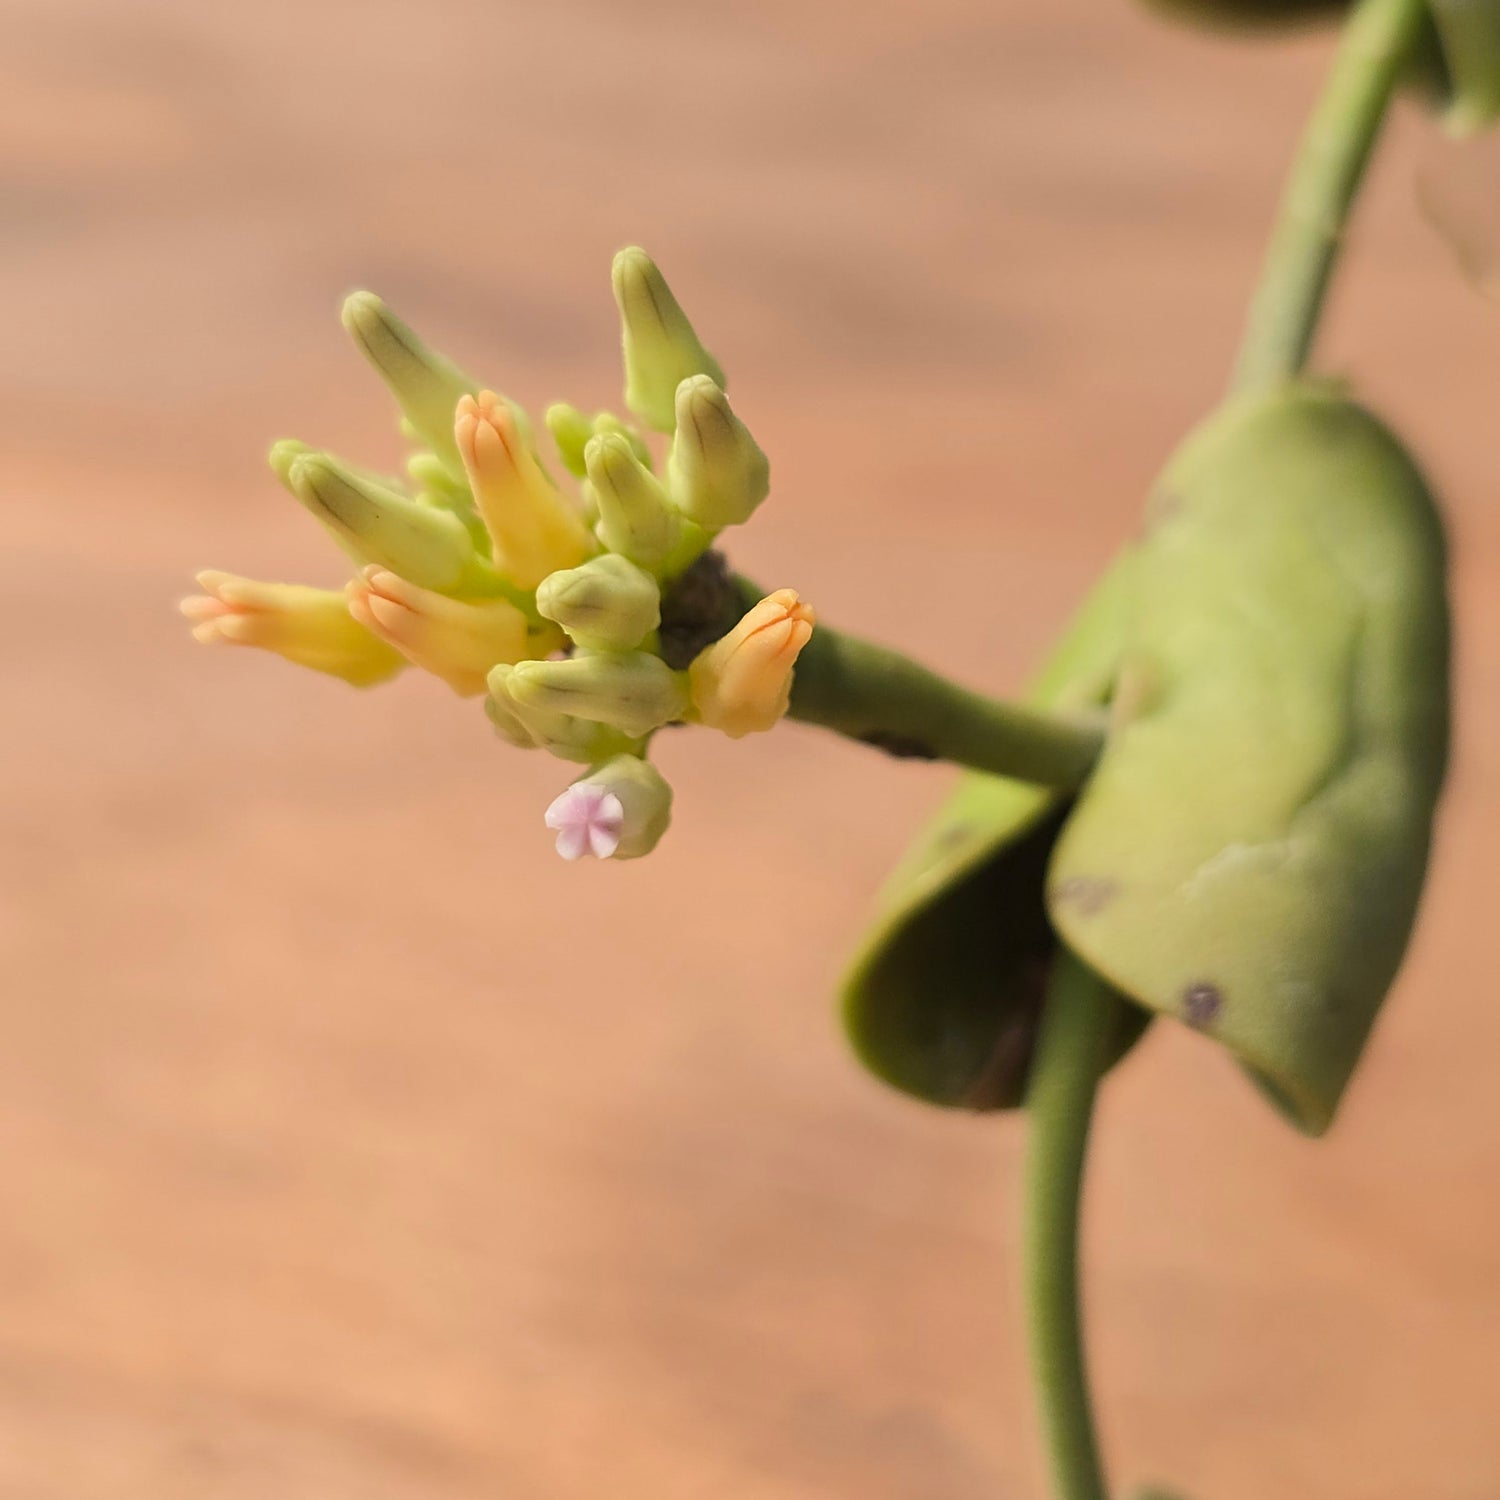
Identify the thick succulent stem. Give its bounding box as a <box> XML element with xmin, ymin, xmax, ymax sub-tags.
<box><xmin>1231</xmin><ymin>0</ymin><xmax>1429</xmax><ymax>392</ymax></box>
<box><xmin>1022</xmin><ymin>952</ymin><xmax>1119</xmax><ymax>1500</ymax></box>
<box><xmin>784</xmin><ymin>620</ymin><xmax>1106</xmax><ymax>789</ymax></box>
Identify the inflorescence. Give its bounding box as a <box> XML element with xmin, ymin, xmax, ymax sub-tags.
<box><xmin>181</xmin><ymin>250</ymin><xmax>816</xmax><ymax>861</ymax></box>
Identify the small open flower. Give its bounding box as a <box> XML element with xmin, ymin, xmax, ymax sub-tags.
<box><xmin>689</xmin><ymin>588</ymin><xmax>815</xmax><ymax>737</ymax></box>
<box><xmin>180</xmin><ymin>572</ymin><xmax>404</xmax><ymax>686</ymax></box>
<box><xmin>543</xmin><ymin>755</ymin><xmax>673</xmax><ymax>861</ymax></box>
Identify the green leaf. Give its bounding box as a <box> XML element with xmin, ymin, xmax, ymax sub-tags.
<box><xmin>840</xmin><ymin>557</ymin><xmax>1148</xmax><ymax>1110</ymax></box>
<box><xmin>1048</xmin><ymin>384</ymin><xmax>1450</xmax><ymax>1136</ymax></box>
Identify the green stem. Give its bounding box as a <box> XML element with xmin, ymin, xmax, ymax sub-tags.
<box><xmin>1231</xmin><ymin>0</ymin><xmax>1428</xmax><ymax>393</ymax></box>
<box><xmin>781</xmin><ymin>614</ymin><xmax>1105</xmax><ymax>789</ymax></box>
<box><xmin>1023</xmin><ymin>952</ymin><xmax>1120</xmax><ymax>1500</ymax></box>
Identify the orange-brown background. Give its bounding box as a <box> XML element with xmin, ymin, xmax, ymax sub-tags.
<box><xmin>2</xmin><ymin>1</ymin><xmax>1497</xmax><ymax>1495</ymax></box>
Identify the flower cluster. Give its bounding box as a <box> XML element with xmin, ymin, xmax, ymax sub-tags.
<box><xmin>181</xmin><ymin>250</ymin><xmax>815</xmax><ymax>860</ymax></box>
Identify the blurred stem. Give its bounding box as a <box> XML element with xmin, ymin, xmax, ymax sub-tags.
<box><xmin>746</xmin><ymin>587</ymin><xmax>1104</xmax><ymax>787</ymax></box>
<box><xmin>1023</xmin><ymin>951</ymin><xmax>1119</xmax><ymax>1500</ymax></box>
<box><xmin>1232</xmin><ymin>0</ymin><xmax>1428</xmax><ymax>392</ymax></box>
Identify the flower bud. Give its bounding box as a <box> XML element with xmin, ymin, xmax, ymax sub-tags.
<box><xmin>612</xmin><ymin>246</ymin><xmax>725</xmax><ymax>432</ymax></box>
<box><xmin>268</xmin><ymin>438</ymin><xmax>312</xmax><ymax>490</ymax></box>
<box><xmin>483</xmin><ymin>673</ymin><xmax>541</xmax><ymax>750</ymax></box>
<box><xmin>507</xmin><ymin>651</ymin><xmax>688</xmax><ymax>739</ymax></box>
<box><xmin>585</xmin><ymin>432</ymin><xmax>683</xmax><ymax>567</ymax></box>
<box><xmin>487</xmin><ymin>664</ymin><xmax>637</xmax><ymax>763</ymax></box>
<box><xmin>666</xmin><ymin>375</ymin><xmax>769</xmax><ymax>530</ymax></box>
<box><xmin>180</xmin><ymin>572</ymin><xmax>404</xmax><ymax>687</ymax></box>
<box><xmin>592</xmin><ymin>412</ymin><xmax>653</xmax><ymax>465</ymax></box>
<box><xmin>455</xmin><ymin>391</ymin><xmax>594</xmax><ymax>588</ymax></box>
<box><xmin>689</xmin><ymin>588</ymin><xmax>815</xmax><ymax>737</ymax></box>
<box><xmin>535</xmin><ymin>554</ymin><xmax>661</xmax><ymax>652</ymax></box>
<box><xmin>543</xmin><ymin>754</ymin><xmax>672</xmax><ymax>861</ymax></box>
<box><xmin>407</xmin><ymin>450</ymin><xmax>473</xmax><ymax>506</ymax></box>
<box><xmin>346</xmin><ymin>566</ymin><xmax>534</xmax><ymax>696</ymax></box>
<box><xmin>341</xmin><ymin>291</ymin><xmax>476</xmax><ymax>471</ymax></box>
<box><xmin>280</xmin><ymin>450</ymin><xmax>494</xmax><ymax>596</ymax></box>
<box><xmin>545</xmin><ymin>403</ymin><xmax>596</xmax><ymax>477</ymax></box>
<box><xmin>547</xmin><ymin>403</ymin><xmax>655</xmax><ymax>479</ymax></box>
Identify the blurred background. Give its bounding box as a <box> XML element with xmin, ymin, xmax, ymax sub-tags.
<box><xmin>3</xmin><ymin>0</ymin><xmax>1498</xmax><ymax>1495</ymax></box>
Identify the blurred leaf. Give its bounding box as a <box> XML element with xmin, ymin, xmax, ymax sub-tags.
<box><xmin>1050</xmin><ymin>385</ymin><xmax>1449</xmax><ymax>1136</ymax></box>
<box><xmin>841</xmin><ymin>558</ymin><xmax>1148</xmax><ymax>1110</ymax></box>
<box><xmin>1417</xmin><ymin>126</ymin><xmax>1500</xmax><ymax>297</ymax></box>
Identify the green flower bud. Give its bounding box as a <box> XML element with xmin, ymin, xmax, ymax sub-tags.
<box><xmin>666</xmin><ymin>375</ymin><xmax>769</xmax><ymax>530</ymax></box>
<box><xmin>585</xmin><ymin>432</ymin><xmax>683</xmax><ymax>567</ymax></box>
<box><xmin>592</xmin><ymin>413</ymin><xmax>653</xmax><ymax>467</ymax></box>
<box><xmin>507</xmin><ymin>651</ymin><xmax>688</xmax><ymax>739</ymax></box>
<box><xmin>483</xmin><ymin>679</ymin><xmax>539</xmax><ymax>750</ymax></box>
<box><xmin>407</xmin><ymin>450</ymin><xmax>473</xmax><ymax>507</ymax></box>
<box><xmin>545</xmin><ymin>403</ymin><xmax>596</xmax><ymax>478</ymax></box>
<box><xmin>546</xmin><ymin>405</ymin><xmax>655</xmax><ymax>481</ymax></box>
<box><xmin>281</xmin><ymin>450</ymin><xmax>493</xmax><ymax>596</ymax></box>
<box><xmin>486</xmin><ymin>664</ymin><xmax>637</xmax><ymax>764</ymax></box>
<box><xmin>612</xmin><ymin>247</ymin><xmax>725</xmax><ymax>433</ymax></box>
<box><xmin>341</xmin><ymin>292</ymin><xmax>477</xmax><ymax>471</ymax></box>
<box><xmin>535</xmin><ymin>553</ymin><xmax>661</xmax><ymax>652</ymax></box>
<box><xmin>268</xmin><ymin>438</ymin><xmax>313</xmax><ymax>490</ymax></box>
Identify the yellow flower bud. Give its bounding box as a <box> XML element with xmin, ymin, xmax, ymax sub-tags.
<box><xmin>455</xmin><ymin>391</ymin><xmax>594</xmax><ymax>588</ymax></box>
<box><xmin>666</xmin><ymin>375</ymin><xmax>769</xmax><ymax>530</ymax></box>
<box><xmin>688</xmin><ymin>588</ymin><xmax>815</xmax><ymax>737</ymax></box>
<box><xmin>535</xmin><ymin>554</ymin><xmax>661</xmax><ymax>652</ymax></box>
<box><xmin>341</xmin><ymin>291</ymin><xmax>476</xmax><ymax>471</ymax></box>
<box><xmin>507</xmin><ymin>651</ymin><xmax>689</xmax><ymax>739</ymax></box>
<box><xmin>346</xmin><ymin>566</ymin><xmax>535</xmax><ymax>696</ymax></box>
<box><xmin>180</xmin><ymin>572</ymin><xmax>404</xmax><ymax>687</ymax></box>
<box><xmin>585</xmin><ymin>431</ymin><xmax>682</xmax><ymax>568</ymax></box>
<box><xmin>612</xmin><ymin>247</ymin><xmax>725</xmax><ymax>433</ymax></box>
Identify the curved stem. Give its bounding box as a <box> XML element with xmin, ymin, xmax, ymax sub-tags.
<box><xmin>1023</xmin><ymin>952</ymin><xmax>1120</xmax><ymax>1500</ymax></box>
<box><xmin>1231</xmin><ymin>0</ymin><xmax>1428</xmax><ymax>393</ymax></box>
<box><xmin>784</xmin><ymin>618</ymin><xmax>1106</xmax><ymax>789</ymax></box>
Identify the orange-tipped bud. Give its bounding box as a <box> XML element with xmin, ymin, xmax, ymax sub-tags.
<box><xmin>345</xmin><ymin>566</ymin><xmax>538</xmax><ymax>696</ymax></box>
<box><xmin>688</xmin><ymin>588</ymin><xmax>815</xmax><ymax>737</ymax></box>
<box><xmin>455</xmin><ymin>391</ymin><xmax>594</xmax><ymax>588</ymax></box>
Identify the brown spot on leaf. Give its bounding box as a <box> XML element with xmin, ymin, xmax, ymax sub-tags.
<box><xmin>1053</xmin><ymin>875</ymin><xmax>1118</xmax><ymax>917</ymax></box>
<box><xmin>1144</xmin><ymin>488</ymin><xmax>1184</xmax><ymax>536</ymax></box>
<box><xmin>932</xmin><ymin>822</ymin><xmax>978</xmax><ymax>853</ymax></box>
<box><xmin>1182</xmin><ymin>982</ymin><xmax>1223</xmax><ymax>1028</ymax></box>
